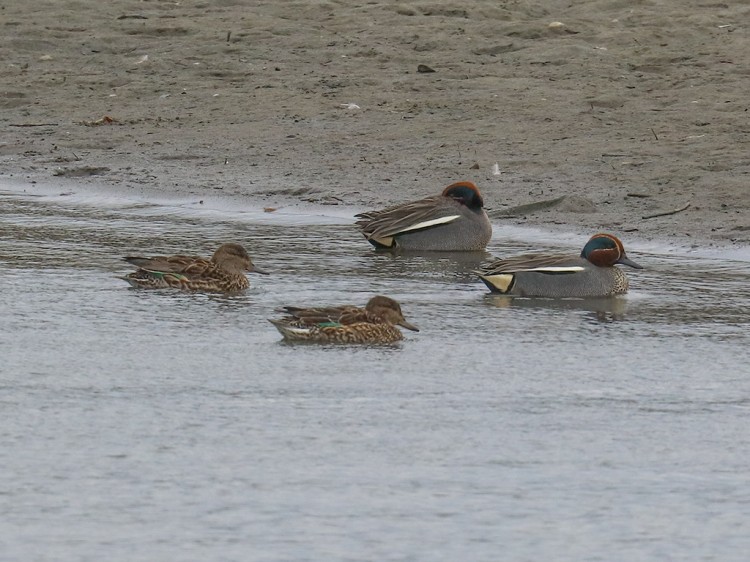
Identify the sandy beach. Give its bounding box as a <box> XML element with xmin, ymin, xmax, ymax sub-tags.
<box><xmin>2</xmin><ymin>0</ymin><xmax>749</xmax><ymax>249</ymax></box>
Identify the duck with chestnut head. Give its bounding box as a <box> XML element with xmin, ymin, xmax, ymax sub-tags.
<box><xmin>355</xmin><ymin>181</ymin><xmax>492</xmax><ymax>251</ymax></box>
<box><xmin>476</xmin><ymin>233</ymin><xmax>643</xmax><ymax>298</ymax></box>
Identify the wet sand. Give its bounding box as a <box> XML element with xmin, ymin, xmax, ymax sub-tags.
<box><xmin>2</xmin><ymin>0</ymin><xmax>749</xmax><ymax>249</ymax></box>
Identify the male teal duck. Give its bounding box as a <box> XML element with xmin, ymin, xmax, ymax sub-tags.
<box><xmin>122</xmin><ymin>242</ymin><xmax>268</xmax><ymax>293</ymax></box>
<box><xmin>269</xmin><ymin>295</ymin><xmax>419</xmax><ymax>344</ymax></box>
<box><xmin>354</xmin><ymin>181</ymin><xmax>492</xmax><ymax>251</ymax></box>
<box><xmin>476</xmin><ymin>233</ymin><xmax>643</xmax><ymax>297</ymax></box>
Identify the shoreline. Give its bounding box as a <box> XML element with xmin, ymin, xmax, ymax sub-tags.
<box><xmin>5</xmin><ymin>175</ymin><xmax>750</xmax><ymax>263</ymax></box>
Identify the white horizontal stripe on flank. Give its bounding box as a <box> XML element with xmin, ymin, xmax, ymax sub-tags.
<box><xmin>396</xmin><ymin>215</ymin><xmax>460</xmax><ymax>234</ymax></box>
<box><xmin>518</xmin><ymin>266</ymin><xmax>585</xmax><ymax>273</ymax></box>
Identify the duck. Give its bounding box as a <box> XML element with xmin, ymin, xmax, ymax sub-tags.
<box><xmin>354</xmin><ymin>181</ymin><xmax>492</xmax><ymax>251</ymax></box>
<box><xmin>121</xmin><ymin>242</ymin><xmax>268</xmax><ymax>293</ymax></box>
<box><xmin>476</xmin><ymin>233</ymin><xmax>643</xmax><ymax>297</ymax></box>
<box><xmin>269</xmin><ymin>295</ymin><xmax>419</xmax><ymax>344</ymax></box>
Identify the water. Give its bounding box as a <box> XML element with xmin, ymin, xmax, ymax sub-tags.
<box><xmin>1</xmin><ymin>185</ymin><xmax>749</xmax><ymax>561</ymax></box>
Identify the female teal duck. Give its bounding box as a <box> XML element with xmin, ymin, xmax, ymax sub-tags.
<box><xmin>477</xmin><ymin>233</ymin><xmax>643</xmax><ymax>297</ymax></box>
<box><xmin>355</xmin><ymin>181</ymin><xmax>492</xmax><ymax>251</ymax></box>
<box><xmin>269</xmin><ymin>295</ymin><xmax>419</xmax><ymax>344</ymax></box>
<box><xmin>122</xmin><ymin>242</ymin><xmax>268</xmax><ymax>293</ymax></box>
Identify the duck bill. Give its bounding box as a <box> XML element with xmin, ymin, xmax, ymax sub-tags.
<box><xmin>249</xmin><ymin>265</ymin><xmax>270</xmax><ymax>275</ymax></box>
<box><xmin>617</xmin><ymin>254</ymin><xmax>643</xmax><ymax>269</ymax></box>
<box><xmin>398</xmin><ymin>319</ymin><xmax>420</xmax><ymax>332</ymax></box>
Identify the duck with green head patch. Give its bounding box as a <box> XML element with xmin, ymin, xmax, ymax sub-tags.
<box><xmin>122</xmin><ymin>242</ymin><xmax>268</xmax><ymax>293</ymax></box>
<box><xmin>355</xmin><ymin>181</ymin><xmax>492</xmax><ymax>251</ymax></box>
<box><xmin>269</xmin><ymin>295</ymin><xmax>419</xmax><ymax>344</ymax></box>
<box><xmin>477</xmin><ymin>233</ymin><xmax>643</xmax><ymax>297</ymax></box>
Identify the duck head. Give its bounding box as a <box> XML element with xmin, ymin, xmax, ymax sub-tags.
<box><xmin>212</xmin><ymin>243</ymin><xmax>269</xmax><ymax>274</ymax></box>
<box><xmin>365</xmin><ymin>295</ymin><xmax>419</xmax><ymax>331</ymax></box>
<box><xmin>581</xmin><ymin>234</ymin><xmax>643</xmax><ymax>269</ymax></box>
<box><xmin>442</xmin><ymin>181</ymin><xmax>484</xmax><ymax>210</ymax></box>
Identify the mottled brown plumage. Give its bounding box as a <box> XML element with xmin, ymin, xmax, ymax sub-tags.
<box><xmin>269</xmin><ymin>295</ymin><xmax>419</xmax><ymax>344</ymax></box>
<box><xmin>122</xmin><ymin>242</ymin><xmax>267</xmax><ymax>293</ymax></box>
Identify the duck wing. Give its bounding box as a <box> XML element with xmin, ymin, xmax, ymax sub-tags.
<box><xmin>124</xmin><ymin>255</ymin><xmax>213</xmax><ymax>276</ymax></box>
<box><xmin>479</xmin><ymin>253</ymin><xmax>585</xmax><ymax>275</ymax></box>
<box><xmin>281</xmin><ymin>304</ymin><xmax>362</xmax><ymax>325</ymax></box>
<box><xmin>355</xmin><ymin>195</ymin><xmax>461</xmax><ymax>240</ymax></box>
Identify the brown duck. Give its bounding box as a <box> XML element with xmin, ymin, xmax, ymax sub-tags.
<box><xmin>122</xmin><ymin>242</ymin><xmax>268</xmax><ymax>293</ymax></box>
<box><xmin>269</xmin><ymin>295</ymin><xmax>419</xmax><ymax>344</ymax></box>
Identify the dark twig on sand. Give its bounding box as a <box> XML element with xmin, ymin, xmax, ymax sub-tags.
<box><xmin>626</xmin><ymin>192</ymin><xmax>652</xmax><ymax>198</ymax></box>
<box><xmin>10</xmin><ymin>123</ymin><xmax>59</xmax><ymax>127</ymax></box>
<box><xmin>642</xmin><ymin>201</ymin><xmax>691</xmax><ymax>220</ymax></box>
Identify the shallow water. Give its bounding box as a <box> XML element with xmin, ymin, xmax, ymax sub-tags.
<box><xmin>2</xmin><ymin>185</ymin><xmax>749</xmax><ymax>561</ymax></box>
